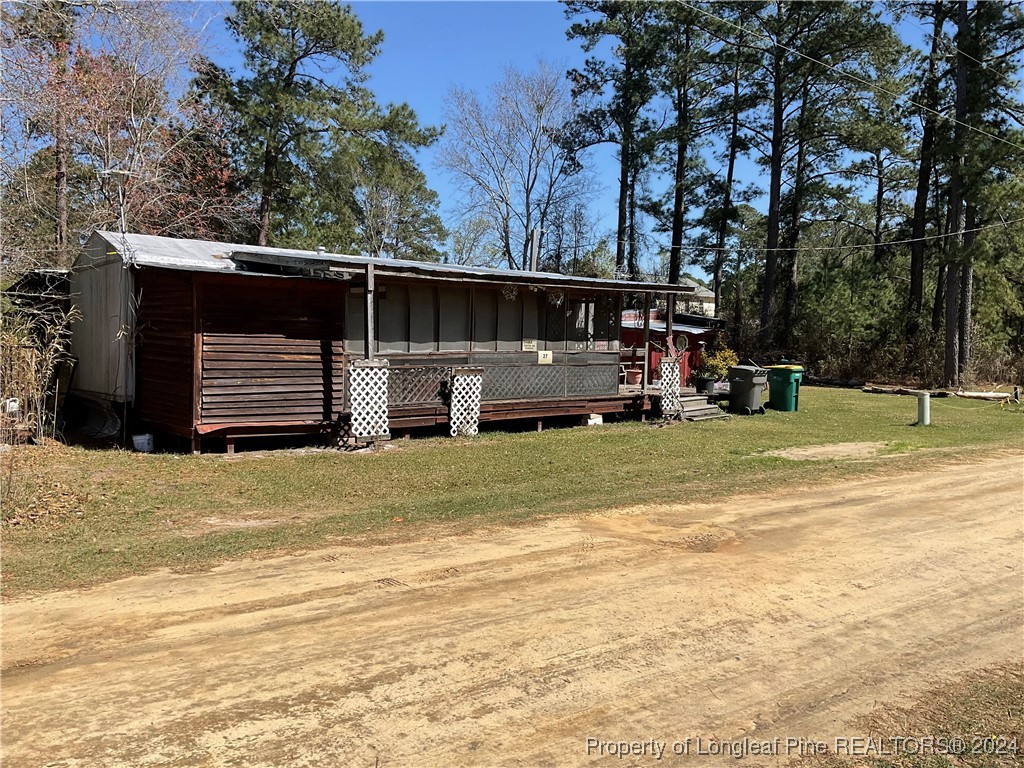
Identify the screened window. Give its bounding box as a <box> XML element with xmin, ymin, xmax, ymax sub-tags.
<box><xmin>496</xmin><ymin>293</ymin><xmax>523</xmax><ymax>351</ymax></box>
<box><xmin>439</xmin><ymin>286</ymin><xmax>470</xmax><ymax>352</ymax></box>
<box><xmin>593</xmin><ymin>295</ymin><xmax>619</xmax><ymax>351</ymax></box>
<box><xmin>522</xmin><ymin>291</ymin><xmax>540</xmax><ymax>344</ymax></box>
<box><xmin>409</xmin><ymin>285</ymin><xmax>437</xmax><ymax>353</ymax></box>
<box><xmin>544</xmin><ymin>294</ymin><xmax>566</xmax><ymax>351</ymax></box>
<box><xmin>472</xmin><ymin>289</ymin><xmax>498</xmax><ymax>351</ymax></box>
<box><xmin>347</xmin><ymin>286</ymin><xmax>365</xmax><ymax>355</ymax></box>
<box><xmin>377</xmin><ymin>283</ymin><xmax>409</xmax><ymax>353</ymax></box>
<box><xmin>567</xmin><ymin>298</ymin><xmax>592</xmax><ymax>350</ymax></box>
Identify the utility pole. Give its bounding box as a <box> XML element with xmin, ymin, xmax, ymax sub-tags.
<box><xmin>529</xmin><ymin>228</ymin><xmax>541</xmax><ymax>272</ymax></box>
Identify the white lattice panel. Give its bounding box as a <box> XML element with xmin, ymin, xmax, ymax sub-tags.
<box><xmin>449</xmin><ymin>368</ymin><xmax>483</xmax><ymax>436</ymax></box>
<box><xmin>660</xmin><ymin>358</ymin><xmax>682</xmax><ymax>416</ymax></box>
<box><xmin>349</xmin><ymin>361</ymin><xmax>390</xmax><ymax>439</ymax></box>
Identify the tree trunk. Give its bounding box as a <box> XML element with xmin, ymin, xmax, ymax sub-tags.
<box><xmin>958</xmin><ymin>203</ymin><xmax>976</xmax><ymax>378</ymax></box>
<box><xmin>668</xmin><ymin>27</ymin><xmax>692</xmax><ymax>286</ymax></box>
<box><xmin>907</xmin><ymin>0</ymin><xmax>943</xmax><ymax>335</ymax></box>
<box><xmin>943</xmin><ymin>0</ymin><xmax>970</xmax><ymax>388</ymax></box>
<box><xmin>872</xmin><ymin>149</ymin><xmax>885</xmax><ymax>263</ymax></box>
<box><xmin>943</xmin><ymin>253</ymin><xmax>961</xmax><ymax>386</ymax></box>
<box><xmin>53</xmin><ymin>36</ymin><xmax>70</xmax><ymax>266</ymax></box>
<box><xmin>930</xmin><ymin>167</ymin><xmax>949</xmax><ymax>333</ymax></box>
<box><xmin>614</xmin><ymin>55</ymin><xmax>634</xmax><ymax>276</ymax></box>
<box><xmin>713</xmin><ymin>50</ymin><xmax>742</xmax><ymax>318</ymax></box>
<box><xmin>627</xmin><ymin>163</ymin><xmax>640</xmax><ymax>280</ymax></box>
<box><xmin>54</xmin><ymin>95</ymin><xmax>69</xmax><ymax>265</ymax></box>
<box><xmin>931</xmin><ymin>262</ymin><xmax>946</xmax><ymax>333</ymax></box>
<box><xmin>733</xmin><ymin>249</ymin><xmax>744</xmax><ymax>350</ymax></box>
<box><xmin>759</xmin><ymin>18</ymin><xmax>785</xmax><ymax>346</ymax></box>
<box><xmin>257</xmin><ymin>138</ymin><xmax>277</xmax><ymax>247</ymax></box>
<box><xmin>779</xmin><ymin>79</ymin><xmax>810</xmax><ymax>350</ymax></box>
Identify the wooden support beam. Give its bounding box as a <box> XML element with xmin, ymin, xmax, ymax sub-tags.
<box><xmin>666</xmin><ymin>293</ymin><xmax>676</xmax><ymax>354</ymax></box>
<box><xmin>364</xmin><ymin>263</ymin><xmax>375</xmax><ymax>361</ymax></box>
<box><xmin>642</xmin><ymin>292</ymin><xmax>651</xmax><ymax>393</ymax></box>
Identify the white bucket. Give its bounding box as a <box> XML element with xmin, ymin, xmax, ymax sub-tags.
<box><xmin>132</xmin><ymin>433</ymin><xmax>154</xmax><ymax>452</ymax></box>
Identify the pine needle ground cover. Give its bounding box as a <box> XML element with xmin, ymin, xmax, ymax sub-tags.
<box><xmin>2</xmin><ymin>387</ymin><xmax>1020</xmax><ymax>596</ymax></box>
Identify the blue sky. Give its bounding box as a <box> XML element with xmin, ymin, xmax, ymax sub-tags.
<box><xmin>188</xmin><ymin>1</ymin><xmax>942</xmax><ymax>277</ymax></box>
<box><xmin>193</xmin><ymin>1</ymin><xmax>624</xmax><ymax>252</ymax></box>
<box><xmin>351</xmin><ymin>1</ymin><xmax>620</xmax><ymax>232</ymax></box>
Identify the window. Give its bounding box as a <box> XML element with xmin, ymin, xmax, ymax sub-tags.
<box><xmin>496</xmin><ymin>293</ymin><xmax>523</xmax><ymax>351</ymax></box>
<box><xmin>377</xmin><ymin>283</ymin><xmax>409</xmax><ymax>354</ymax></box>
<box><xmin>544</xmin><ymin>293</ymin><xmax>566</xmax><ymax>351</ymax></box>
<box><xmin>439</xmin><ymin>286</ymin><xmax>470</xmax><ymax>352</ymax></box>
<box><xmin>472</xmin><ymin>288</ymin><xmax>498</xmax><ymax>351</ymax></box>
<box><xmin>409</xmin><ymin>285</ymin><xmax>436</xmax><ymax>353</ymax></box>
<box><xmin>567</xmin><ymin>298</ymin><xmax>592</xmax><ymax>350</ymax></box>
<box><xmin>347</xmin><ymin>287</ymin><xmax>365</xmax><ymax>355</ymax></box>
<box><xmin>593</xmin><ymin>295</ymin><xmax>619</xmax><ymax>351</ymax></box>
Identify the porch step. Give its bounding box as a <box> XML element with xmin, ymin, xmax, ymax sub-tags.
<box><xmin>678</xmin><ymin>395</ymin><xmax>713</xmax><ymax>405</ymax></box>
<box><xmin>685</xmin><ymin>411</ymin><xmax>730</xmax><ymax>422</ymax></box>
<box><xmin>679</xmin><ymin>397</ymin><xmax>716</xmax><ymax>415</ymax></box>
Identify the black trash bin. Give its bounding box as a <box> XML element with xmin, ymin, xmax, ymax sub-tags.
<box><xmin>728</xmin><ymin>365</ymin><xmax>768</xmax><ymax>415</ymax></box>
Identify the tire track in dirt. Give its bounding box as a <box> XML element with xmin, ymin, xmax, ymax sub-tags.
<box><xmin>2</xmin><ymin>454</ymin><xmax>1022</xmax><ymax>767</ymax></box>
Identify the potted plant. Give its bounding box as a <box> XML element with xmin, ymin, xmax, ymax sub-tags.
<box><xmin>691</xmin><ymin>340</ymin><xmax>738</xmax><ymax>395</ymax></box>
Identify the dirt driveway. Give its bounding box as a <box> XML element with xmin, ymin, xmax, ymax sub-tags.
<box><xmin>3</xmin><ymin>453</ymin><xmax>1022</xmax><ymax>767</ymax></box>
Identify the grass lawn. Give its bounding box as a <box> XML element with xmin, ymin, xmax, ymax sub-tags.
<box><xmin>2</xmin><ymin>386</ymin><xmax>1021</xmax><ymax>596</ymax></box>
<box><xmin>803</xmin><ymin>663</ymin><xmax>1023</xmax><ymax>768</ymax></box>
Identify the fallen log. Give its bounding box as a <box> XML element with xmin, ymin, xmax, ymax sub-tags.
<box><xmin>954</xmin><ymin>390</ymin><xmax>1012</xmax><ymax>402</ymax></box>
<box><xmin>861</xmin><ymin>385</ymin><xmax>950</xmax><ymax>397</ymax></box>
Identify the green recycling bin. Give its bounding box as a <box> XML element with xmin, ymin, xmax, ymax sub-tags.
<box><xmin>766</xmin><ymin>364</ymin><xmax>804</xmax><ymax>411</ymax></box>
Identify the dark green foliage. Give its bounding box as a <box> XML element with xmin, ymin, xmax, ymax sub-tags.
<box><xmin>563</xmin><ymin>0</ymin><xmax>1023</xmax><ymax>385</ymax></box>
<box><xmin>201</xmin><ymin>0</ymin><xmax>443</xmax><ymax>255</ymax></box>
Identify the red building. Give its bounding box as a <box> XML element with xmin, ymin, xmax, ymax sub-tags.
<box><xmin>620</xmin><ymin>309</ymin><xmax>723</xmax><ymax>386</ymax></box>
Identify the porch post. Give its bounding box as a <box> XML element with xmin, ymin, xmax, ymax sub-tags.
<box><xmin>666</xmin><ymin>293</ymin><xmax>676</xmax><ymax>355</ymax></box>
<box><xmin>364</xmin><ymin>263</ymin><xmax>375</xmax><ymax>361</ymax></box>
<box><xmin>641</xmin><ymin>292</ymin><xmax>651</xmax><ymax>393</ymax></box>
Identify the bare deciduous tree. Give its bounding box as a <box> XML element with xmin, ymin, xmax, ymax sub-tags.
<box><xmin>2</xmin><ymin>1</ymin><xmax>253</xmax><ymax>273</ymax></box>
<box><xmin>438</xmin><ymin>61</ymin><xmax>593</xmax><ymax>270</ymax></box>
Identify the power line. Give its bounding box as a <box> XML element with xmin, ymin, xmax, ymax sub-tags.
<box><xmin>686</xmin><ymin>215</ymin><xmax>1024</xmax><ymax>253</ymax></box>
<box><xmin>895</xmin><ymin>11</ymin><xmax>1009</xmax><ymax>73</ymax></box>
<box><xmin>675</xmin><ymin>0</ymin><xmax>1024</xmax><ymax>154</ymax></box>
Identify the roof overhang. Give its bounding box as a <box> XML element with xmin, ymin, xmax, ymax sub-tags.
<box><xmin>229</xmin><ymin>250</ymin><xmax>694</xmax><ymax>295</ymax></box>
<box><xmin>88</xmin><ymin>231</ymin><xmax>695</xmax><ymax>295</ymax></box>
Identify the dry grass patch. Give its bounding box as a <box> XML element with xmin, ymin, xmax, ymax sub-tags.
<box><xmin>801</xmin><ymin>663</ymin><xmax>1023</xmax><ymax>768</ymax></box>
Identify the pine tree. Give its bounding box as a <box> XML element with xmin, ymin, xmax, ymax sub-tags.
<box><xmin>567</xmin><ymin>0</ymin><xmax>660</xmax><ymax>278</ymax></box>
<box><xmin>203</xmin><ymin>0</ymin><xmax>440</xmax><ymax>250</ymax></box>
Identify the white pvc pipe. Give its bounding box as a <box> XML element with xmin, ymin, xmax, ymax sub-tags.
<box><xmin>917</xmin><ymin>393</ymin><xmax>931</xmax><ymax>426</ymax></box>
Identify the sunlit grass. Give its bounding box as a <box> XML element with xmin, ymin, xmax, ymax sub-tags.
<box><xmin>2</xmin><ymin>387</ymin><xmax>1020</xmax><ymax>596</ymax></box>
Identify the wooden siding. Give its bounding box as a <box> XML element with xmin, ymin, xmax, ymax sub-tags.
<box><xmin>135</xmin><ymin>268</ymin><xmax>194</xmax><ymax>433</ymax></box>
<box><xmin>197</xmin><ymin>274</ymin><xmax>345</xmax><ymax>426</ymax></box>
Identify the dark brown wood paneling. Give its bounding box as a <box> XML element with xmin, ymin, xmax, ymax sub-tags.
<box><xmin>135</xmin><ymin>268</ymin><xmax>194</xmax><ymax>433</ymax></box>
<box><xmin>197</xmin><ymin>274</ymin><xmax>345</xmax><ymax>426</ymax></box>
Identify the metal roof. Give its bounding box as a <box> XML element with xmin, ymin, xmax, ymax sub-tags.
<box><xmin>621</xmin><ymin>320</ymin><xmax>718</xmax><ymax>335</ymax></box>
<box><xmin>90</xmin><ymin>231</ymin><xmax>694</xmax><ymax>294</ymax></box>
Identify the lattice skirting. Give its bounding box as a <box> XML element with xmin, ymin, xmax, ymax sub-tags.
<box><xmin>349</xmin><ymin>360</ymin><xmax>390</xmax><ymax>439</ymax></box>
<box><xmin>389</xmin><ymin>366</ymin><xmax>449</xmax><ymax>406</ymax></box>
<box><xmin>660</xmin><ymin>358</ymin><xmax>682</xmax><ymax>415</ymax></box>
<box><xmin>449</xmin><ymin>368</ymin><xmax>483</xmax><ymax>436</ymax></box>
